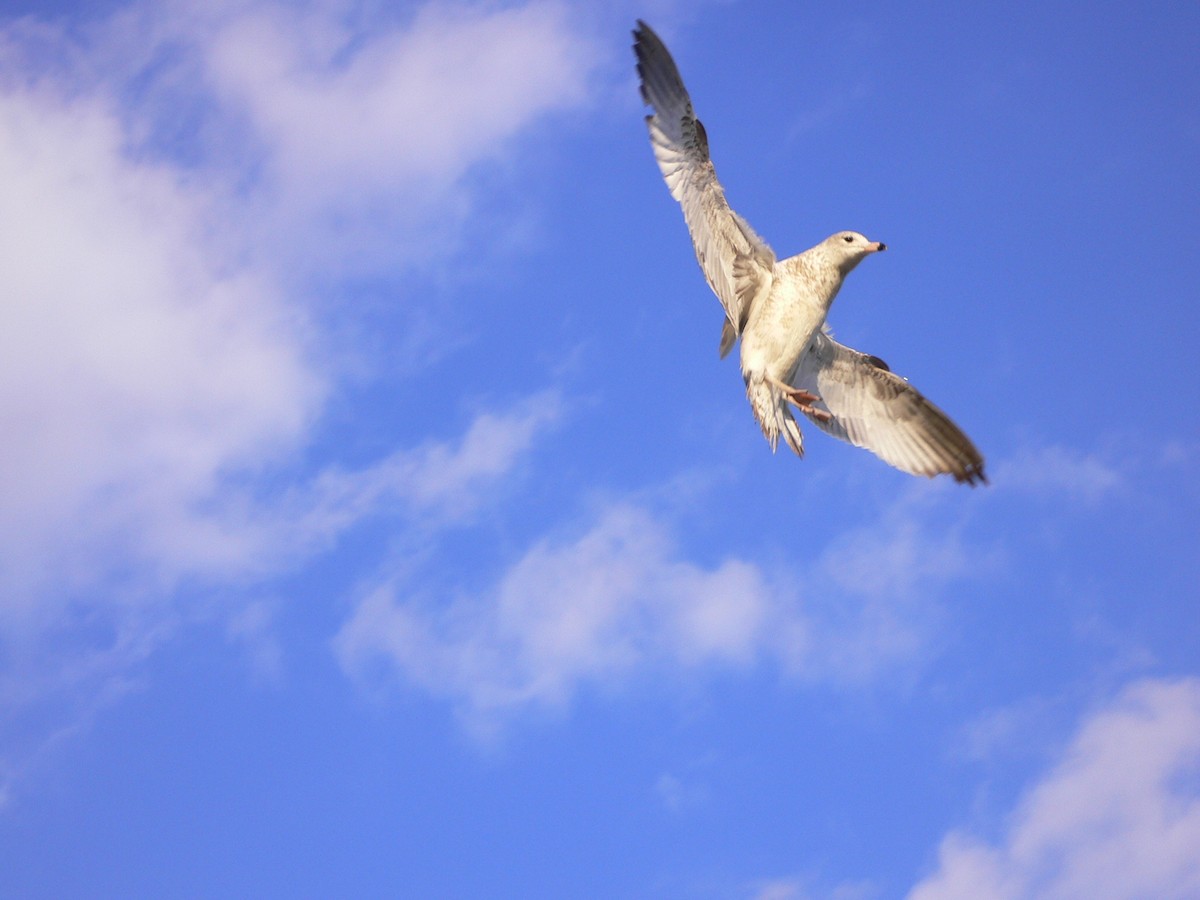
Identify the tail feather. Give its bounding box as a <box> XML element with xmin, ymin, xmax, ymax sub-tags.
<box><xmin>781</xmin><ymin>411</ymin><xmax>804</xmax><ymax>457</ymax></box>
<box><xmin>745</xmin><ymin>374</ymin><xmax>803</xmax><ymax>457</ymax></box>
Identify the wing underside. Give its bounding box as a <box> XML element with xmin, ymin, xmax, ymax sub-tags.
<box><xmin>792</xmin><ymin>332</ymin><xmax>987</xmax><ymax>485</ymax></box>
<box><xmin>634</xmin><ymin>21</ymin><xmax>774</xmax><ymax>352</ymax></box>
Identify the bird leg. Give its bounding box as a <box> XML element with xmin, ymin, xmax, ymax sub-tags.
<box><xmin>768</xmin><ymin>376</ymin><xmax>834</xmax><ymax>423</ymax></box>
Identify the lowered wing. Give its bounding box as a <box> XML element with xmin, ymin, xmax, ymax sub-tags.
<box><xmin>792</xmin><ymin>331</ymin><xmax>987</xmax><ymax>485</ymax></box>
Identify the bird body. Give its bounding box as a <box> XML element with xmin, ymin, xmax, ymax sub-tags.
<box><xmin>741</xmin><ymin>237</ymin><xmax>880</xmax><ymax>454</ymax></box>
<box><xmin>633</xmin><ymin>20</ymin><xmax>986</xmax><ymax>485</ymax></box>
<box><xmin>743</xmin><ymin>239</ymin><xmax>870</xmax><ymax>382</ymax></box>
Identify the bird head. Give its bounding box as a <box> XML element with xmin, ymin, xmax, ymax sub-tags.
<box><xmin>824</xmin><ymin>231</ymin><xmax>886</xmax><ymax>275</ymax></box>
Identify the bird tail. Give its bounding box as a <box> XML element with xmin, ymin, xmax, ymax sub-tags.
<box><xmin>745</xmin><ymin>374</ymin><xmax>803</xmax><ymax>457</ymax></box>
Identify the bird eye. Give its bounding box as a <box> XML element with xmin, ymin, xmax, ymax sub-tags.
<box><xmin>842</xmin><ymin>235</ymin><xmax>854</xmax><ymax>243</ymax></box>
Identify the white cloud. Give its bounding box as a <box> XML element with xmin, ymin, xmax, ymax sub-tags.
<box><xmin>335</xmin><ymin>503</ymin><xmax>773</xmax><ymax>719</ymax></box>
<box><xmin>781</xmin><ymin>495</ymin><xmax>987</xmax><ymax>686</ymax></box>
<box><xmin>88</xmin><ymin>0</ymin><xmax>602</xmax><ymax>277</ymax></box>
<box><xmin>909</xmin><ymin>678</ymin><xmax>1200</xmax><ymax>900</ymax></box>
<box><xmin>0</xmin><ymin>0</ymin><xmax>595</xmax><ymax>772</ymax></box>
<box><xmin>288</xmin><ymin>389</ymin><xmax>563</xmax><ymax>542</ymax></box>
<box><xmin>0</xmin><ymin>0</ymin><xmax>594</xmax><ymax>613</ymax></box>
<box><xmin>0</xmin><ymin>84</ymin><xmax>320</xmax><ymax>615</ymax></box>
<box><xmin>202</xmin><ymin>1</ymin><xmax>592</xmax><ymax>189</ymax></box>
<box><xmin>335</xmin><ymin>489</ymin><xmax>987</xmax><ymax>729</ymax></box>
<box><xmin>0</xmin><ymin>383</ymin><xmax>560</xmax><ymax>786</ymax></box>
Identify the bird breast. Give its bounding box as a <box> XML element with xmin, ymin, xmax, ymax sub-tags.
<box><xmin>740</xmin><ymin>260</ymin><xmax>839</xmax><ymax>382</ymax></box>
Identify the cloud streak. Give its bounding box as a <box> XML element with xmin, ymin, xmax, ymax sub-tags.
<box><xmin>290</xmin><ymin>389</ymin><xmax>564</xmax><ymax>542</ymax></box>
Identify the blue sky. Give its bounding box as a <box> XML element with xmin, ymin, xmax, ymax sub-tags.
<box><xmin>1</xmin><ymin>0</ymin><xmax>1198</xmax><ymax>896</ymax></box>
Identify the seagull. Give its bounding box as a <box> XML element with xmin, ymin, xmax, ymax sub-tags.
<box><xmin>633</xmin><ymin>21</ymin><xmax>986</xmax><ymax>485</ymax></box>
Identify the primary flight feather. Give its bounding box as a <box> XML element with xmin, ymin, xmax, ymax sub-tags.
<box><xmin>633</xmin><ymin>20</ymin><xmax>986</xmax><ymax>485</ymax></box>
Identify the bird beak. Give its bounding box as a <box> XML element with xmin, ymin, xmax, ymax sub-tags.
<box><xmin>872</xmin><ymin>241</ymin><xmax>887</xmax><ymax>252</ymax></box>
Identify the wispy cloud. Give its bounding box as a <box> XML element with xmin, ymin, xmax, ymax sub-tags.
<box><xmin>0</xmin><ymin>0</ymin><xmax>595</xmax><ymax>778</ymax></box>
<box><xmin>294</xmin><ymin>389</ymin><xmax>564</xmax><ymax>539</ymax></box>
<box><xmin>0</xmin><ymin>387</ymin><xmax>562</xmax><ymax>796</ymax></box>
<box><xmin>202</xmin><ymin>2</ymin><xmax>592</xmax><ymax>183</ymax></box>
<box><xmin>335</xmin><ymin>502</ymin><xmax>773</xmax><ymax>719</ymax></box>
<box><xmin>335</xmin><ymin>482</ymin><xmax>990</xmax><ymax>732</ymax></box>
<box><xmin>909</xmin><ymin>677</ymin><xmax>1200</xmax><ymax>900</ymax></box>
<box><xmin>189</xmin><ymin>0</ymin><xmax>599</xmax><ymax>277</ymax></box>
<box><xmin>749</xmin><ymin>874</ymin><xmax>878</xmax><ymax>900</ymax></box>
<box><xmin>991</xmin><ymin>444</ymin><xmax>1123</xmax><ymax>504</ymax></box>
<box><xmin>0</xmin><ymin>0</ymin><xmax>591</xmax><ymax>606</ymax></box>
<box><xmin>334</xmin><ymin>436</ymin><xmax>1161</xmax><ymax>735</ymax></box>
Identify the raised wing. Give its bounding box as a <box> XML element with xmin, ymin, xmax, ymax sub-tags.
<box><xmin>793</xmin><ymin>332</ymin><xmax>987</xmax><ymax>485</ymax></box>
<box><xmin>633</xmin><ymin>20</ymin><xmax>775</xmax><ymax>357</ymax></box>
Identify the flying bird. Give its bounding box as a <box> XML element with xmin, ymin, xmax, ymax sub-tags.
<box><xmin>633</xmin><ymin>21</ymin><xmax>986</xmax><ymax>485</ymax></box>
